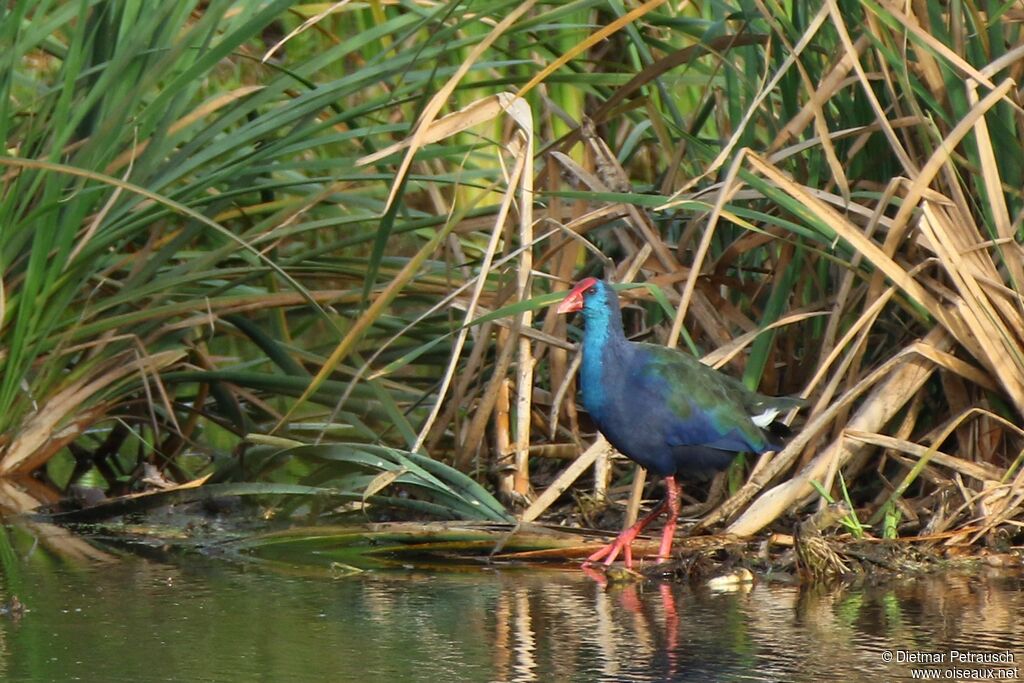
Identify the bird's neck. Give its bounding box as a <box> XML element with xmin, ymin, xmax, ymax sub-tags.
<box><xmin>579</xmin><ymin>294</ymin><xmax>629</xmax><ymax>412</ymax></box>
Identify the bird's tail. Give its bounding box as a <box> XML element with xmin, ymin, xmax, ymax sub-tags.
<box><xmin>761</xmin><ymin>395</ymin><xmax>806</xmax><ymax>447</ymax></box>
<box><xmin>765</xmin><ymin>395</ymin><xmax>807</xmax><ymax>412</ymax></box>
<box><xmin>766</xmin><ymin>420</ymin><xmax>796</xmax><ymax>443</ymax></box>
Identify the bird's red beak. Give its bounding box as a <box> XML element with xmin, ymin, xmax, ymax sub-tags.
<box><xmin>556</xmin><ymin>291</ymin><xmax>583</xmax><ymax>314</ymax></box>
<box><xmin>555</xmin><ymin>277</ymin><xmax>598</xmax><ymax>314</ymax></box>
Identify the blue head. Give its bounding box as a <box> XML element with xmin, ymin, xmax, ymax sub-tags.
<box><xmin>555</xmin><ymin>277</ymin><xmax>622</xmax><ymax>334</ymax></box>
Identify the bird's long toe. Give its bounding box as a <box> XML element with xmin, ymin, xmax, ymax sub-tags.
<box><xmin>583</xmin><ymin>537</ymin><xmax>628</xmax><ymax>567</ymax></box>
<box><xmin>583</xmin><ymin>524</ymin><xmax>647</xmax><ymax>569</ymax></box>
<box><xmin>584</xmin><ymin>493</ymin><xmax>673</xmax><ymax>570</ymax></box>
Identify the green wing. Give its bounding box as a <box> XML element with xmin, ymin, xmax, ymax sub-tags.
<box><xmin>634</xmin><ymin>343</ymin><xmax>800</xmax><ymax>452</ymax></box>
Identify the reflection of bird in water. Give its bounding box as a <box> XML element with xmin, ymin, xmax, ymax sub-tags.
<box><xmin>606</xmin><ymin>581</ymin><xmax>680</xmax><ymax>679</ymax></box>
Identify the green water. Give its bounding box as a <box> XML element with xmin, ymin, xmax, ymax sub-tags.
<box><xmin>1</xmin><ymin>530</ymin><xmax>1022</xmax><ymax>682</ymax></box>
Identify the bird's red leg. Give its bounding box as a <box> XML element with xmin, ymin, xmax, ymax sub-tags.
<box><xmin>657</xmin><ymin>476</ymin><xmax>681</xmax><ymax>563</ymax></box>
<box><xmin>584</xmin><ymin>486</ymin><xmax>670</xmax><ymax>569</ymax></box>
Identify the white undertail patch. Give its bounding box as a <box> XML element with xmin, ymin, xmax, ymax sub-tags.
<box><xmin>750</xmin><ymin>407</ymin><xmax>780</xmax><ymax>428</ymax></box>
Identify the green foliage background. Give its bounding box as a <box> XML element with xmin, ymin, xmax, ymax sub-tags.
<box><xmin>3</xmin><ymin>0</ymin><xmax>1023</xmax><ymax>539</ymax></box>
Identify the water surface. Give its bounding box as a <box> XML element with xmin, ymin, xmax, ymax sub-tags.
<box><xmin>1</xmin><ymin>531</ymin><xmax>1021</xmax><ymax>682</ymax></box>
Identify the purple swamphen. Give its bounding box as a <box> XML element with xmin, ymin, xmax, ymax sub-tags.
<box><xmin>556</xmin><ymin>277</ymin><xmax>804</xmax><ymax>569</ymax></box>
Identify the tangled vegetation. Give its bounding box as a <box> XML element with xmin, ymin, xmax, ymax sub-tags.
<box><xmin>3</xmin><ymin>1</ymin><xmax>1024</xmax><ymax>556</ymax></box>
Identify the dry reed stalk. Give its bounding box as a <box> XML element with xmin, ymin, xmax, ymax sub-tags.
<box><xmin>495</xmin><ymin>377</ymin><xmax>513</xmax><ymax>498</ymax></box>
<box><xmin>727</xmin><ymin>328</ymin><xmax>952</xmax><ymax>536</ymax></box>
